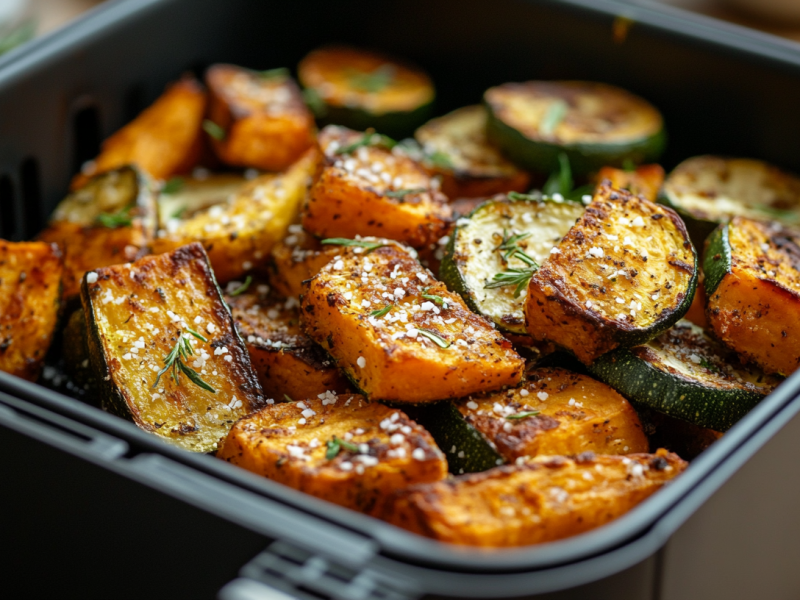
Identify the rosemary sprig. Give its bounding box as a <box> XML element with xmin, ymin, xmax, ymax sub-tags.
<box><xmin>427</xmin><ymin>150</ymin><xmax>454</xmax><ymax>169</ymax></box>
<box><xmin>326</xmin><ymin>435</ymin><xmax>361</xmax><ymax>460</ymax></box>
<box><xmin>284</xmin><ymin>394</ymin><xmax>293</xmax><ymax>402</ymax></box>
<box><xmin>347</xmin><ymin>64</ymin><xmax>395</xmax><ymax>92</ymax></box>
<box><xmin>505</xmin><ymin>410</ymin><xmax>541</xmax><ymax>420</ymax></box>
<box><xmin>228</xmin><ymin>276</ymin><xmax>253</xmax><ymax>297</ymax></box>
<box><xmin>203</xmin><ymin>119</ymin><xmax>226</xmax><ymax>141</ymax></box>
<box><xmin>321</xmin><ymin>238</ymin><xmax>387</xmax><ymax>254</ymax></box>
<box><xmin>543</xmin><ymin>152</ymin><xmax>573</xmax><ymax>197</ymax></box>
<box><xmin>416</xmin><ymin>328</ymin><xmax>451</xmax><ymax>348</ymax></box>
<box><xmin>370</xmin><ymin>304</ymin><xmax>394</xmax><ymax>317</ymax></box>
<box><xmin>484</xmin><ymin>268</ymin><xmax>537</xmax><ymax>298</ymax></box>
<box><xmin>421</xmin><ymin>287</ymin><xmax>447</xmax><ymax>307</ymax></box>
<box><xmin>385</xmin><ymin>188</ymin><xmax>426</xmax><ymax>199</ymax></box>
<box><xmin>335</xmin><ymin>130</ymin><xmax>397</xmax><ymax>155</ymax></box>
<box><xmin>540</xmin><ymin>99</ymin><xmax>568</xmax><ymax>136</ymax></box>
<box><xmin>185</xmin><ymin>328</ymin><xmax>208</xmax><ymax>342</ymax></box>
<box><xmin>152</xmin><ymin>333</ymin><xmax>215</xmax><ymax>393</ymax></box>
<box><xmin>495</xmin><ymin>229</ymin><xmax>538</xmax><ymax>267</ymax></box>
<box><xmin>96</xmin><ymin>205</ymin><xmax>133</xmax><ymax>228</ymax></box>
<box><xmin>162</xmin><ymin>177</ymin><xmax>184</xmax><ymax>195</ymax></box>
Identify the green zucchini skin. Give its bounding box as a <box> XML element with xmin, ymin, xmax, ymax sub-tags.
<box><xmin>407</xmin><ymin>401</ymin><xmax>504</xmax><ymax>474</ymax></box>
<box><xmin>315</xmin><ymin>101</ymin><xmax>434</xmax><ymax>140</ymax></box>
<box><xmin>702</xmin><ymin>223</ymin><xmax>732</xmax><ymax>296</ymax></box>
<box><xmin>589</xmin><ymin>320</ymin><xmax>778</xmax><ymax>431</ymax></box>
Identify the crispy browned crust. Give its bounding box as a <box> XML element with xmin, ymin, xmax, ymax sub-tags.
<box><xmin>380</xmin><ymin>449</ymin><xmax>686</xmax><ymax>546</ymax></box>
<box><xmin>0</xmin><ymin>241</ymin><xmax>63</xmax><ymax>380</ymax></box>
<box><xmin>595</xmin><ymin>164</ymin><xmax>664</xmax><ymax>203</ymax></box>
<box><xmin>217</xmin><ymin>394</ymin><xmax>447</xmax><ymax>513</ymax></box>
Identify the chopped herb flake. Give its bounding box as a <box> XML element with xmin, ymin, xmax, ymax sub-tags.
<box><xmin>335</xmin><ymin>130</ymin><xmax>397</xmax><ymax>155</ymax></box>
<box><xmin>370</xmin><ymin>304</ymin><xmax>394</xmax><ymax>317</ymax></box>
<box><xmin>259</xmin><ymin>67</ymin><xmax>289</xmax><ymax>80</ymax></box>
<box><xmin>347</xmin><ymin>64</ymin><xmax>395</xmax><ymax>92</ymax></box>
<box><xmin>484</xmin><ymin>267</ymin><xmax>537</xmax><ymax>298</ymax></box>
<box><xmin>153</xmin><ymin>334</ymin><xmax>215</xmax><ymax>393</ymax></box>
<box><xmin>326</xmin><ymin>435</ymin><xmax>360</xmax><ymax>459</ymax></box>
<box><xmin>203</xmin><ymin>119</ymin><xmax>226</xmax><ymax>141</ymax></box>
<box><xmin>540</xmin><ymin>99</ymin><xmax>568</xmax><ymax>137</ymax></box>
<box><xmin>505</xmin><ymin>410</ymin><xmax>541</xmax><ymax>420</ymax></box>
<box><xmin>96</xmin><ymin>205</ymin><xmax>133</xmax><ymax>228</ymax></box>
<box><xmin>416</xmin><ymin>328</ymin><xmax>451</xmax><ymax>348</ymax></box>
<box><xmin>427</xmin><ymin>150</ymin><xmax>454</xmax><ymax>169</ymax></box>
<box><xmin>385</xmin><ymin>188</ymin><xmax>426</xmax><ymax>199</ymax></box>
<box><xmin>321</xmin><ymin>238</ymin><xmax>388</xmax><ymax>254</ymax></box>
<box><xmin>421</xmin><ymin>288</ymin><xmax>446</xmax><ymax>307</ymax></box>
<box><xmin>229</xmin><ymin>275</ymin><xmax>252</xmax><ymax>297</ymax></box>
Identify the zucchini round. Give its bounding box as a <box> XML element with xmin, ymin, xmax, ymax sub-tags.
<box><xmin>414</xmin><ymin>105</ymin><xmax>530</xmax><ymax>198</ymax></box>
<box><xmin>661</xmin><ymin>156</ymin><xmax>800</xmax><ymax>247</ymax></box>
<box><xmin>440</xmin><ymin>193</ymin><xmax>584</xmax><ymax>335</ymax></box>
<box><xmin>298</xmin><ymin>45</ymin><xmax>434</xmax><ymax>138</ymax></box>
<box><xmin>589</xmin><ymin>320</ymin><xmax>780</xmax><ymax>431</ymax></box>
<box><xmin>484</xmin><ymin>81</ymin><xmax>665</xmax><ymax>176</ymax></box>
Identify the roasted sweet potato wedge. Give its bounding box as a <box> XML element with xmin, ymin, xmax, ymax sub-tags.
<box><xmin>301</xmin><ymin>241</ymin><xmax>524</xmax><ymax>402</ymax></box>
<box><xmin>217</xmin><ymin>394</ymin><xmax>448</xmax><ymax>513</ymax></box>
<box><xmin>303</xmin><ymin>125</ymin><xmax>452</xmax><ymax>248</ymax></box>
<box><xmin>152</xmin><ymin>149</ymin><xmax>317</xmax><ymax>283</ymax></box>
<box><xmin>39</xmin><ymin>166</ymin><xmax>157</xmax><ymax>301</ymax></box>
<box><xmin>381</xmin><ymin>450</ymin><xmax>686</xmax><ymax>546</ymax></box>
<box><xmin>267</xmin><ymin>225</ymin><xmax>341</xmax><ymax>298</ymax></box>
<box><xmin>81</xmin><ymin>243</ymin><xmax>265</xmax><ymax>452</ymax></box>
<box><xmin>0</xmin><ymin>240</ymin><xmax>63</xmax><ymax>381</ymax></box>
<box><xmin>205</xmin><ymin>64</ymin><xmax>316</xmax><ymax>171</ymax></box>
<box><xmin>226</xmin><ymin>285</ymin><xmax>350</xmax><ymax>402</ymax></box>
<box><xmin>71</xmin><ymin>77</ymin><xmax>206</xmax><ymax>189</ymax></box>
<box><xmin>595</xmin><ymin>164</ymin><xmax>665</xmax><ymax>202</ymax></box>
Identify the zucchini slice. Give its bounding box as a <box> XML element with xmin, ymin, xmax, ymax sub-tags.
<box><xmin>414</xmin><ymin>105</ymin><xmax>530</xmax><ymax>198</ymax></box>
<box><xmin>380</xmin><ymin>449</ymin><xmax>687</xmax><ymax>547</ymax></box>
<box><xmin>39</xmin><ymin>166</ymin><xmax>157</xmax><ymax>301</ymax></box>
<box><xmin>71</xmin><ymin>77</ymin><xmax>206</xmax><ymax>190</ymax></box>
<box><xmin>440</xmin><ymin>193</ymin><xmax>584</xmax><ymax>335</ymax></box>
<box><xmin>298</xmin><ymin>45</ymin><xmax>435</xmax><ymax>137</ymax></box>
<box><xmin>205</xmin><ymin>64</ymin><xmax>316</xmax><ymax>171</ymax></box>
<box><xmin>152</xmin><ymin>149</ymin><xmax>317</xmax><ymax>284</ymax></box>
<box><xmin>303</xmin><ymin>125</ymin><xmax>452</xmax><ymax>249</ymax></box>
<box><xmin>590</xmin><ymin>320</ymin><xmax>780</xmax><ymax>431</ymax></box>
<box><xmin>704</xmin><ymin>217</ymin><xmax>800</xmax><ymax>376</ymax></box>
<box><xmin>267</xmin><ymin>225</ymin><xmax>341</xmax><ymax>298</ymax></box>
<box><xmin>661</xmin><ymin>156</ymin><xmax>800</xmax><ymax>247</ymax></box>
<box><xmin>0</xmin><ymin>240</ymin><xmax>63</xmax><ymax>381</ymax></box>
<box><xmin>218</xmin><ymin>394</ymin><xmax>447</xmax><ymax>514</ymax></box>
<box><xmin>525</xmin><ymin>182</ymin><xmax>697</xmax><ymax>364</ymax></box>
<box><xmin>81</xmin><ymin>243</ymin><xmax>266</xmax><ymax>452</ymax></box>
<box><xmin>225</xmin><ymin>285</ymin><xmax>351</xmax><ymax>402</ymax></box>
<box><xmin>484</xmin><ymin>81</ymin><xmax>665</xmax><ymax>175</ymax></box>
<box><xmin>420</xmin><ymin>367</ymin><xmax>648</xmax><ymax>475</ymax></box>
<box><xmin>596</xmin><ymin>164</ymin><xmax>664</xmax><ymax>202</ymax></box>
<box><xmin>300</xmin><ymin>241</ymin><xmax>524</xmax><ymax>403</ymax></box>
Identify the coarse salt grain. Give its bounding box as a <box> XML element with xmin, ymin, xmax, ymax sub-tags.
<box><xmin>412</xmin><ymin>448</ymin><xmax>426</xmax><ymax>461</ymax></box>
<box><xmin>537</xmin><ymin>391</ymin><xmax>548</xmax><ymax>401</ymax></box>
<box><xmin>86</xmin><ymin>272</ymin><xmax>98</xmax><ymax>284</ymax></box>
<box><xmin>357</xmin><ymin>356</ymin><xmax>366</xmax><ymax>368</ymax></box>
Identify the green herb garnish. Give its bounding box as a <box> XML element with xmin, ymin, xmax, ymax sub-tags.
<box><xmin>507</xmin><ymin>191</ymin><xmax>541</xmax><ymax>202</ymax></box>
<box><xmin>170</xmin><ymin>206</ymin><xmax>187</xmax><ymax>220</ymax></box>
<box><xmin>416</xmin><ymin>328</ymin><xmax>451</xmax><ymax>348</ymax></box>
<box><xmin>484</xmin><ymin>267</ymin><xmax>537</xmax><ymax>298</ymax></box>
<box><xmin>347</xmin><ymin>64</ymin><xmax>395</xmax><ymax>92</ymax></box>
<box><xmin>96</xmin><ymin>205</ymin><xmax>133</xmax><ymax>228</ymax></box>
<box><xmin>505</xmin><ymin>410</ymin><xmax>541</xmax><ymax>420</ymax></box>
<box><xmin>302</xmin><ymin>87</ymin><xmax>327</xmax><ymax>117</ymax></box>
<box><xmin>259</xmin><ymin>67</ymin><xmax>289</xmax><ymax>80</ymax></box>
<box><xmin>203</xmin><ymin>119</ymin><xmax>226</xmax><ymax>141</ymax></box>
<box><xmin>385</xmin><ymin>188</ymin><xmax>426</xmax><ymax>199</ymax></box>
<box><xmin>335</xmin><ymin>130</ymin><xmax>397</xmax><ymax>155</ymax></box>
<box><xmin>370</xmin><ymin>304</ymin><xmax>394</xmax><ymax>317</ymax></box>
<box><xmin>427</xmin><ymin>150</ymin><xmax>454</xmax><ymax>169</ymax></box>
<box><xmin>162</xmin><ymin>177</ymin><xmax>184</xmax><ymax>195</ymax></box>
<box><xmin>185</xmin><ymin>328</ymin><xmax>208</xmax><ymax>343</ymax></box>
<box><xmin>152</xmin><ymin>333</ymin><xmax>215</xmax><ymax>393</ymax></box>
<box><xmin>421</xmin><ymin>288</ymin><xmax>447</xmax><ymax>307</ymax></box>
<box><xmin>284</xmin><ymin>394</ymin><xmax>293</xmax><ymax>402</ymax></box>
<box><xmin>321</xmin><ymin>238</ymin><xmax>387</xmax><ymax>254</ymax></box>
<box><xmin>543</xmin><ymin>152</ymin><xmax>573</xmax><ymax>197</ymax></box>
<box><xmin>228</xmin><ymin>275</ymin><xmax>252</xmax><ymax>297</ymax></box>
<box><xmin>699</xmin><ymin>357</ymin><xmax>721</xmax><ymax>374</ymax></box>
<box><xmin>326</xmin><ymin>435</ymin><xmax>361</xmax><ymax>460</ymax></box>
<box><xmin>540</xmin><ymin>99</ymin><xmax>568</xmax><ymax>137</ymax></box>
<box><xmin>495</xmin><ymin>228</ymin><xmax>538</xmax><ymax>267</ymax></box>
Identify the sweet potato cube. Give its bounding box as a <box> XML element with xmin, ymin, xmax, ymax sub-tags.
<box><xmin>381</xmin><ymin>450</ymin><xmax>687</xmax><ymax>547</ymax></box>
<box><xmin>303</xmin><ymin>125</ymin><xmax>452</xmax><ymax>248</ymax></box>
<box><xmin>205</xmin><ymin>64</ymin><xmax>316</xmax><ymax>171</ymax></box>
<box><xmin>267</xmin><ymin>224</ymin><xmax>341</xmax><ymax>298</ymax></box>
<box><xmin>71</xmin><ymin>77</ymin><xmax>206</xmax><ymax>189</ymax></box>
<box><xmin>301</xmin><ymin>242</ymin><xmax>524</xmax><ymax>402</ymax></box>
<box><xmin>0</xmin><ymin>241</ymin><xmax>63</xmax><ymax>380</ymax></box>
<box><xmin>217</xmin><ymin>394</ymin><xmax>448</xmax><ymax>513</ymax></box>
<box><xmin>81</xmin><ymin>243</ymin><xmax>265</xmax><ymax>452</ymax></box>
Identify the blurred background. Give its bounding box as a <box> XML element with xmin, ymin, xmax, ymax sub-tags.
<box><xmin>1</xmin><ymin>0</ymin><xmax>800</xmax><ymax>59</ymax></box>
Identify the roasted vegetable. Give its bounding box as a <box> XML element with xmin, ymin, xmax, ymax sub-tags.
<box><xmin>414</xmin><ymin>105</ymin><xmax>530</xmax><ymax>198</ymax></box>
<box><xmin>661</xmin><ymin>156</ymin><xmax>800</xmax><ymax>247</ymax></box>
<box><xmin>226</xmin><ymin>286</ymin><xmax>350</xmax><ymax>402</ymax></box>
<box><xmin>71</xmin><ymin>77</ymin><xmax>206</xmax><ymax>189</ymax></box>
<box><xmin>81</xmin><ymin>243</ymin><xmax>265</xmax><ymax>452</ymax></box>
<box><xmin>421</xmin><ymin>367</ymin><xmax>648</xmax><ymax>474</ymax></box>
<box><xmin>298</xmin><ymin>46</ymin><xmax>435</xmax><ymax>137</ymax></box>
<box><xmin>267</xmin><ymin>225</ymin><xmax>340</xmax><ymax>298</ymax></box>
<box><xmin>61</xmin><ymin>308</ymin><xmax>96</xmax><ymax>395</ymax></box>
<box><xmin>440</xmin><ymin>193</ymin><xmax>584</xmax><ymax>335</ymax></box>
<box><xmin>301</xmin><ymin>241</ymin><xmax>524</xmax><ymax>402</ymax></box>
<box><xmin>596</xmin><ymin>164</ymin><xmax>665</xmax><ymax>202</ymax></box>
<box><xmin>705</xmin><ymin>217</ymin><xmax>800</xmax><ymax>376</ymax></box>
<box><xmin>152</xmin><ymin>149</ymin><xmax>317</xmax><ymax>283</ymax></box>
<box><xmin>217</xmin><ymin>394</ymin><xmax>447</xmax><ymax>513</ymax></box>
<box><xmin>590</xmin><ymin>320</ymin><xmax>780</xmax><ymax>431</ymax></box>
<box><xmin>525</xmin><ymin>182</ymin><xmax>697</xmax><ymax>364</ymax></box>
<box><xmin>205</xmin><ymin>64</ymin><xmax>316</xmax><ymax>171</ymax></box>
<box><xmin>303</xmin><ymin>125</ymin><xmax>452</xmax><ymax>249</ymax></box>
<box><xmin>157</xmin><ymin>172</ymin><xmax>249</xmax><ymax>227</ymax></box>
<box><xmin>380</xmin><ymin>449</ymin><xmax>686</xmax><ymax>547</ymax></box>
<box><xmin>0</xmin><ymin>240</ymin><xmax>63</xmax><ymax>381</ymax></box>
<box><xmin>39</xmin><ymin>166</ymin><xmax>157</xmax><ymax>301</ymax></box>
<box><xmin>484</xmin><ymin>81</ymin><xmax>665</xmax><ymax>175</ymax></box>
